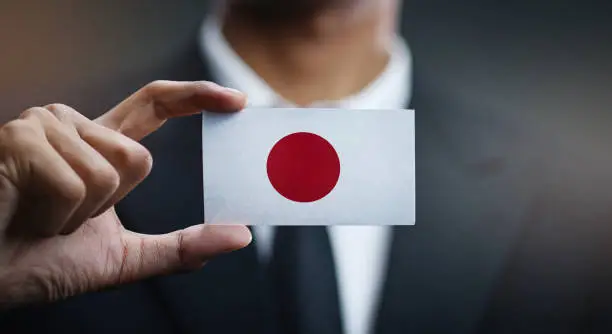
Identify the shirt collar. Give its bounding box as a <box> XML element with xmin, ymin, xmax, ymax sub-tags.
<box><xmin>198</xmin><ymin>15</ymin><xmax>413</xmax><ymax>110</ymax></box>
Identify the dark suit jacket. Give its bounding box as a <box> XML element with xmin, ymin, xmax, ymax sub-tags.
<box><xmin>2</xmin><ymin>34</ymin><xmax>612</xmax><ymax>334</ymax></box>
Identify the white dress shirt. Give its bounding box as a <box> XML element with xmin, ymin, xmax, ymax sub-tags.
<box><xmin>199</xmin><ymin>16</ymin><xmax>412</xmax><ymax>334</ymax></box>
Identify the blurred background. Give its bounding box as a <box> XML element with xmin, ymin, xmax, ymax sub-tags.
<box><xmin>0</xmin><ymin>2</ymin><xmax>611</xmax><ymax>333</ymax></box>
<box><xmin>0</xmin><ymin>0</ymin><xmax>610</xmax><ymax>134</ymax></box>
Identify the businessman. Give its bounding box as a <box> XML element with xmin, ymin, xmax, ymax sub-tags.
<box><xmin>2</xmin><ymin>1</ymin><xmax>612</xmax><ymax>334</ymax></box>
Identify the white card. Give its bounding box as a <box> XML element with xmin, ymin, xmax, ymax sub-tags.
<box><xmin>202</xmin><ymin>108</ymin><xmax>415</xmax><ymax>225</ymax></box>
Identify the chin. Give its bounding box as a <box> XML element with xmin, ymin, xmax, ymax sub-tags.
<box><xmin>226</xmin><ymin>0</ymin><xmax>368</xmax><ymax>21</ymax></box>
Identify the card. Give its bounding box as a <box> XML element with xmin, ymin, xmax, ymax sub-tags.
<box><xmin>202</xmin><ymin>108</ymin><xmax>415</xmax><ymax>225</ymax></box>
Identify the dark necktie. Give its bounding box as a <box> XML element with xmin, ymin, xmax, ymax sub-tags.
<box><xmin>267</xmin><ymin>226</ymin><xmax>344</xmax><ymax>334</ymax></box>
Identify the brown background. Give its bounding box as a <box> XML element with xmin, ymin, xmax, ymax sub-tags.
<box><xmin>0</xmin><ymin>0</ymin><xmax>610</xmax><ymax>138</ymax></box>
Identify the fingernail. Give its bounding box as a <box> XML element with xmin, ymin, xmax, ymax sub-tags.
<box><xmin>208</xmin><ymin>224</ymin><xmax>252</xmax><ymax>249</ymax></box>
<box><xmin>224</xmin><ymin>87</ymin><xmax>244</xmax><ymax>97</ymax></box>
<box><xmin>227</xmin><ymin>225</ymin><xmax>252</xmax><ymax>247</ymax></box>
<box><xmin>225</xmin><ymin>88</ymin><xmax>248</xmax><ymax>109</ymax></box>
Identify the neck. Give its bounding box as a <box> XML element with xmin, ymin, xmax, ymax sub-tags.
<box><xmin>221</xmin><ymin>1</ymin><xmax>398</xmax><ymax>106</ymax></box>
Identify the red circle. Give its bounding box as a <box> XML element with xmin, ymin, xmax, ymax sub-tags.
<box><xmin>266</xmin><ymin>132</ymin><xmax>340</xmax><ymax>203</ymax></box>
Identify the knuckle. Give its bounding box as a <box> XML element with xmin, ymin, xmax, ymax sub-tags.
<box><xmin>45</xmin><ymin>103</ymin><xmax>70</xmax><ymax>112</ymax></box>
<box><xmin>86</xmin><ymin>162</ymin><xmax>120</xmax><ymax>193</ymax></box>
<box><xmin>0</xmin><ymin>120</ymin><xmax>44</xmax><ymax>154</ymax></box>
<box><xmin>114</xmin><ymin>238</ymin><xmax>133</xmax><ymax>285</ymax></box>
<box><xmin>44</xmin><ymin>103</ymin><xmax>76</xmax><ymax>122</ymax></box>
<box><xmin>143</xmin><ymin>80</ymin><xmax>170</xmax><ymax>98</ymax></box>
<box><xmin>144</xmin><ymin>80</ymin><xmax>170</xmax><ymax>91</ymax></box>
<box><xmin>57</xmin><ymin>176</ymin><xmax>87</xmax><ymax>205</ymax></box>
<box><xmin>0</xmin><ymin>119</ymin><xmax>39</xmax><ymax>139</ymax></box>
<box><xmin>176</xmin><ymin>230</ymin><xmax>188</xmax><ymax>267</ymax></box>
<box><xmin>19</xmin><ymin>107</ymin><xmax>51</xmax><ymax>121</ymax></box>
<box><xmin>113</xmin><ymin>142</ymin><xmax>153</xmax><ymax>179</ymax></box>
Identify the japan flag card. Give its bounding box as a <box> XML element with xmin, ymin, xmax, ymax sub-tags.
<box><xmin>202</xmin><ymin>108</ymin><xmax>415</xmax><ymax>225</ymax></box>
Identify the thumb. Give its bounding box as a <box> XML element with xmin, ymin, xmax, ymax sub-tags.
<box><xmin>115</xmin><ymin>224</ymin><xmax>252</xmax><ymax>283</ymax></box>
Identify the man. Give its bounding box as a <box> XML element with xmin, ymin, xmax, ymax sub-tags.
<box><xmin>2</xmin><ymin>1</ymin><xmax>612</xmax><ymax>334</ymax></box>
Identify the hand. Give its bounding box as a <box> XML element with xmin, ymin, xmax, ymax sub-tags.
<box><xmin>0</xmin><ymin>81</ymin><xmax>252</xmax><ymax>309</ymax></box>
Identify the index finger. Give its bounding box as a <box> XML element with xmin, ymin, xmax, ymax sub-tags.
<box><xmin>95</xmin><ymin>80</ymin><xmax>246</xmax><ymax>141</ymax></box>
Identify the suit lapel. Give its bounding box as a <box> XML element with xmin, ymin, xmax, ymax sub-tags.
<box><xmin>374</xmin><ymin>72</ymin><xmax>535</xmax><ymax>334</ymax></box>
